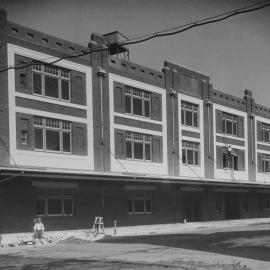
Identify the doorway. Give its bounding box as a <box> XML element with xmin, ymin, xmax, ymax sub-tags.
<box><xmin>182</xmin><ymin>192</ymin><xmax>202</xmax><ymax>222</ymax></box>
<box><xmin>225</xmin><ymin>195</ymin><xmax>240</xmax><ymax>219</ymax></box>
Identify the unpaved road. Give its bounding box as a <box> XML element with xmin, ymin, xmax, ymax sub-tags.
<box><xmin>1</xmin><ymin>223</ymin><xmax>270</xmax><ymax>269</ymax></box>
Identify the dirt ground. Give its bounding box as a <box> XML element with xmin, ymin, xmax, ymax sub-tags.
<box><xmin>1</xmin><ymin>223</ymin><xmax>270</xmax><ymax>270</ymax></box>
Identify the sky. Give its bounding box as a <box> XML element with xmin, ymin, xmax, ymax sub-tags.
<box><xmin>1</xmin><ymin>0</ymin><xmax>270</xmax><ymax>106</ymax></box>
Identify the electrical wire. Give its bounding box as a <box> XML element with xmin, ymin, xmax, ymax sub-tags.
<box><xmin>0</xmin><ymin>136</ymin><xmax>17</xmax><ymax>166</ymax></box>
<box><xmin>173</xmin><ymin>150</ymin><xmax>205</xmax><ymax>181</ymax></box>
<box><xmin>127</xmin><ymin>0</ymin><xmax>270</xmax><ymax>41</ymax></box>
<box><xmin>0</xmin><ymin>1</ymin><xmax>270</xmax><ymax>73</ymax></box>
<box><xmin>102</xmin><ymin>142</ymin><xmax>130</xmax><ymax>174</ymax></box>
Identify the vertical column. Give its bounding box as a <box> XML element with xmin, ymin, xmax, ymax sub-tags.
<box><xmin>88</xmin><ymin>34</ymin><xmax>111</xmax><ymax>172</ymax></box>
<box><xmin>0</xmin><ymin>9</ymin><xmax>10</xmax><ymax>166</ymax></box>
<box><xmin>163</xmin><ymin>62</ymin><xmax>179</xmax><ymax>176</ymax></box>
<box><xmin>202</xmin><ymin>82</ymin><xmax>214</xmax><ymax>179</ymax></box>
<box><xmin>244</xmin><ymin>89</ymin><xmax>256</xmax><ymax>182</ymax></box>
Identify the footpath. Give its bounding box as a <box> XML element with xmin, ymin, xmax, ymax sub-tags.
<box><xmin>1</xmin><ymin>217</ymin><xmax>270</xmax><ymax>247</ymax></box>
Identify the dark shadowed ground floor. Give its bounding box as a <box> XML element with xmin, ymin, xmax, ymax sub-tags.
<box><xmin>1</xmin><ymin>175</ymin><xmax>270</xmax><ymax>233</ymax></box>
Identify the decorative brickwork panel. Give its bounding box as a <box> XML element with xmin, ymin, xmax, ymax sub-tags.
<box><xmin>15</xmin><ymin>54</ymin><xmax>32</xmax><ymax>94</ymax></box>
<box><xmin>114</xmin><ymin>129</ymin><xmax>126</xmax><ymax>159</ymax></box>
<box><xmin>152</xmin><ymin>135</ymin><xmax>163</xmax><ymax>163</ymax></box>
<box><xmin>113</xmin><ymin>82</ymin><xmax>125</xmax><ymax>113</ymax></box>
<box><xmin>238</xmin><ymin>116</ymin><xmax>244</xmax><ymax>138</ymax></box>
<box><xmin>238</xmin><ymin>150</ymin><xmax>245</xmax><ymax>171</ymax></box>
<box><xmin>72</xmin><ymin>122</ymin><xmax>87</xmax><ymax>155</ymax></box>
<box><xmin>71</xmin><ymin>70</ymin><xmax>86</xmax><ymax>105</ymax></box>
<box><xmin>151</xmin><ymin>93</ymin><xmax>162</xmax><ymax>121</ymax></box>
<box><xmin>257</xmin><ymin>121</ymin><xmax>262</xmax><ymax>142</ymax></box>
<box><xmin>16</xmin><ymin>112</ymin><xmax>34</xmax><ymax>150</ymax></box>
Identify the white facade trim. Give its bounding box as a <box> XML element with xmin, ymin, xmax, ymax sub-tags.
<box><xmin>109</xmin><ymin>73</ymin><xmax>168</xmax><ymax>175</ymax></box>
<box><xmin>255</xmin><ymin>115</ymin><xmax>270</xmax><ymax>183</ymax></box>
<box><xmin>114</xmin><ymin>124</ymin><xmax>163</xmax><ymax>136</ymax></box>
<box><xmin>114</xmin><ymin>112</ymin><xmax>163</xmax><ymax>125</ymax></box>
<box><xmin>213</xmin><ymin>103</ymin><xmax>248</xmax><ymax>181</ymax></box>
<box><xmin>15</xmin><ymin>107</ymin><xmax>87</xmax><ymax>123</ymax></box>
<box><xmin>15</xmin><ymin>92</ymin><xmax>87</xmax><ymax>110</ymax></box>
<box><xmin>178</xmin><ymin>93</ymin><xmax>205</xmax><ymax>178</ymax></box>
<box><xmin>7</xmin><ymin>43</ymin><xmax>94</xmax><ymax>170</ymax></box>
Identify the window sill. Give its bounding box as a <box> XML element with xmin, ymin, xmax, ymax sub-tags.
<box><xmin>114</xmin><ymin>112</ymin><xmax>162</xmax><ymax>125</ymax></box>
<box><xmin>128</xmin><ymin>212</ymin><xmax>152</xmax><ymax>215</ymax></box>
<box><xmin>34</xmin><ymin>149</ymin><xmax>72</xmax><ymax>155</ymax></box>
<box><xmin>126</xmin><ymin>158</ymin><xmax>152</xmax><ymax>163</ymax></box>
<box><xmin>181</xmin><ymin>164</ymin><xmax>200</xmax><ymax>167</ymax></box>
<box><xmin>217</xmin><ymin>133</ymin><xmax>245</xmax><ymax>140</ymax></box>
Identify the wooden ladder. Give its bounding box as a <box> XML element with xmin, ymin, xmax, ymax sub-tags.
<box><xmin>92</xmin><ymin>216</ymin><xmax>105</xmax><ymax>234</ymax></box>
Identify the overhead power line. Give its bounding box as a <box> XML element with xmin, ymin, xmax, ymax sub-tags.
<box><xmin>123</xmin><ymin>0</ymin><xmax>270</xmax><ymax>46</ymax></box>
<box><xmin>127</xmin><ymin>0</ymin><xmax>270</xmax><ymax>41</ymax></box>
<box><xmin>0</xmin><ymin>0</ymin><xmax>270</xmax><ymax>73</ymax></box>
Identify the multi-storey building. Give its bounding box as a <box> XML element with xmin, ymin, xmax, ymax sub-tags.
<box><xmin>1</xmin><ymin>9</ymin><xmax>270</xmax><ymax>233</ymax></box>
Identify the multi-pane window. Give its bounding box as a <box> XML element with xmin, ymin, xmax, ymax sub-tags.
<box><xmin>126</xmin><ymin>132</ymin><xmax>151</xmax><ymax>161</ymax></box>
<box><xmin>32</xmin><ymin>63</ymin><xmax>70</xmax><ymax>101</ymax></box>
<box><xmin>128</xmin><ymin>197</ymin><xmax>152</xmax><ymax>214</ymax></box>
<box><xmin>34</xmin><ymin>116</ymin><xmax>72</xmax><ymax>153</ymax></box>
<box><xmin>261</xmin><ymin>154</ymin><xmax>270</xmax><ymax>173</ymax></box>
<box><xmin>182</xmin><ymin>141</ymin><xmax>199</xmax><ymax>165</ymax></box>
<box><xmin>181</xmin><ymin>101</ymin><xmax>199</xmax><ymax>128</ymax></box>
<box><xmin>125</xmin><ymin>87</ymin><xmax>151</xmax><ymax>118</ymax></box>
<box><xmin>222</xmin><ymin>150</ymin><xmax>238</xmax><ymax>170</ymax></box>
<box><xmin>263</xmin><ymin>198</ymin><xmax>270</xmax><ymax>210</ymax></box>
<box><xmin>36</xmin><ymin>188</ymin><xmax>73</xmax><ymax>216</ymax></box>
<box><xmin>261</xmin><ymin>123</ymin><xmax>270</xmax><ymax>143</ymax></box>
<box><xmin>222</xmin><ymin>112</ymin><xmax>237</xmax><ymax>136</ymax></box>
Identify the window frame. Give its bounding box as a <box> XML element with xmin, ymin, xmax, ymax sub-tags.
<box><xmin>222</xmin><ymin>150</ymin><xmax>239</xmax><ymax>170</ymax></box>
<box><xmin>182</xmin><ymin>140</ymin><xmax>200</xmax><ymax>166</ymax></box>
<box><xmin>263</xmin><ymin>198</ymin><xmax>270</xmax><ymax>210</ymax></box>
<box><xmin>34</xmin><ymin>116</ymin><xmax>72</xmax><ymax>154</ymax></box>
<box><xmin>36</xmin><ymin>188</ymin><xmax>74</xmax><ymax>217</ymax></box>
<box><xmin>221</xmin><ymin>112</ymin><xmax>238</xmax><ymax>136</ymax></box>
<box><xmin>125</xmin><ymin>87</ymin><xmax>151</xmax><ymax>118</ymax></box>
<box><xmin>181</xmin><ymin>100</ymin><xmax>199</xmax><ymax>128</ymax></box>
<box><xmin>261</xmin><ymin>153</ymin><xmax>270</xmax><ymax>173</ymax></box>
<box><xmin>126</xmin><ymin>132</ymin><xmax>152</xmax><ymax>162</ymax></box>
<box><xmin>261</xmin><ymin>123</ymin><xmax>270</xmax><ymax>143</ymax></box>
<box><xmin>128</xmin><ymin>196</ymin><xmax>153</xmax><ymax>214</ymax></box>
<box><xmin>32</xmin><ymin>63</ymin><xmax>71</xmax><ymax>102</ymax></box>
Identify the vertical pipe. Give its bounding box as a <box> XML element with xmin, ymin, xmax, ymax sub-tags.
<box><xmin>100</xmin><ymin>74</ymin><xmax>104</xmax><ymax>172</ymax></box>
<box><xmin>171</xmin><ymin>93</ymin><xmax>175</xmax><ymax>176</ymax></box>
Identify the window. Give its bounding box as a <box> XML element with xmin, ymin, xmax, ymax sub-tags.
<box><xmin>20</xmin><ymin>130</ymin><xmax>28</xmax><ymax>145</ymax></box>
<box><xmin>263</xmin><ymin>198</ymin><xmax>270</xmax><ymax>210</ymax></box>
<box><xmin>181</xmin><ymin>101</ymin><xmax>198</xmax><ymax>128</ymax></box>
<box><xmin>34</xmin><ymin>116</ymin><xmax>72</xmax><ymax>153</ymax></box>
<box><xmin>36</xmin><ymin>188</ymin><xmax>73</xmax><ymax>216</ymax></box>
<box><xmin>222</xmin><ymin>149</ymin><xmax>238</xmax><ymax>170</ymax></box>
<box><xmin>262</xmin><ymin>123</ymin><xmax>270</xmax><ymax>143</ymax></box>
<box><xmin>182</xmin><ymin>141</ymin><xmax>199</xmax><ymax>165</ymax></box>
<box><xmin>128</xmin><ymin>197</ymin><xmax>152</xmax><ymax>214</ymax></box>
<box><xmin>32</xmin><ymin>63</ymin><xmax>70</xmax><ymax>101</ymax></box>
<box><xmin>261</xmin><ymin>154</ymin><xmax>270</xmax><ymax>173</ymax></box>
<box><xmin>125</xmin><ymin>87</ymin><xmax>150</xmax><ymax>118</ymax></box>
<box><xmin>222</xmin><ymin>112</ymin><xmax>237</xmax><ymax>136</ymax></box>
<box><xmin>126</xmin><ymin>132</ymin><xmax>152</xmax><ymax>161</ymax></box>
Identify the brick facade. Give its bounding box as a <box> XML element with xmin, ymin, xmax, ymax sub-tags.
<box><xmin>1</xmin><ymin>9</ymin><xmax>270</xmax><ymax>233</ymax></box>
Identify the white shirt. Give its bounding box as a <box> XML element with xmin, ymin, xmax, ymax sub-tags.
<box><xmin>34</xmin><ymin>223</ymin><xmax>44</xmax><ymax>231</ymax></box>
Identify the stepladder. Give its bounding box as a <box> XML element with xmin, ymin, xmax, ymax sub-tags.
<box><xmin>92</xmin><ymin>216</ymin><xmax>105</xmax><ymax>235</ymax></box>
